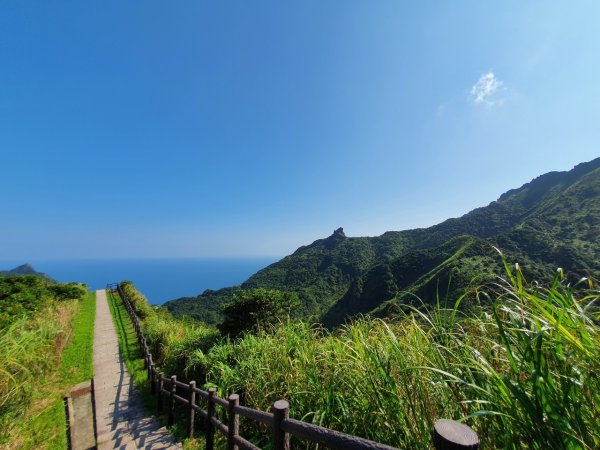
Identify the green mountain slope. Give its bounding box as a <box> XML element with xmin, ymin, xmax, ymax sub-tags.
<box><xmin>325</xmin><ymin>160</ymin><xmax>600</xmax><ymax>325</ymax></box>
<box><xmin>165</xmin><ymin>157</ymin><xmax>600</xmax><ymax>326</ymax></box>
<box><xmin>161</xmin><ymin>287</ymin><xmax>235</xmax><ymax>324</ymax></box>
<box><xmin>241</xmin><ymin>228</ymin><xmax>413</xmax><ymax>317</ymax></box>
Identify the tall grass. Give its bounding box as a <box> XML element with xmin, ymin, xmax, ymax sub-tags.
<box><xmin>143</xmin><ymin>310</ymin><xmax>220</xmax><ymax>378</ymax></box>
<box><xmin>0</xmin><ymin>303</ymin><xmax>76</xmax><ymax>447</ymax></box>
<box><xmin>0</xmin><ymin>278</ymin><xmax>89</xmax><ymax>449</ymax></box>
<box><xmin>470</xmin><ymin>265</ymin><xmax>599</xmax><ymax>448</ymax></box>
<box><xmin>123</xmin><ymin>268</ymin><xmax>599</xmax><ymax>449</ymax></box>
<box><xmin>120</xmin><ymin>280</ymin><xmax>154</xmax><ymax>318</ymax></box>
<box><xmin>0</xmin><ymin>308</ymin><xmax>66</xmax><ymax>421</ymax></box>
<box><xmin>198</xmin><ymin>270</ymin><xmax>598</xmax><ymax>449</ymax></box>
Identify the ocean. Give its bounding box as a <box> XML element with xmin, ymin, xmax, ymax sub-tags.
<box><xmin>0</xmin><ymin>258</ymin><xmax>279</xmax><ymax>305</ymax></box>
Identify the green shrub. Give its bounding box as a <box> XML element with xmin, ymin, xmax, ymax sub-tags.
<box><xmin>0</xmin><ymin>276</ymin><xmax>85</xmax><ymax>329</ymax></box>
<box><xmin>219</xmin><ymin>288</ymin><xmax>299</xmax><ymax>337</ymax></box>
<box><xmin>49</xmin><ymin>282</ymin><xmax>87</xmax><ymax>301</ymax></box>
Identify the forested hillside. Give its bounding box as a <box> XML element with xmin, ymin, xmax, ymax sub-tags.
<box><xmin>166</xmin><ymin>157</ymin><xmax>600</xmax><ymax>326</ymax></box>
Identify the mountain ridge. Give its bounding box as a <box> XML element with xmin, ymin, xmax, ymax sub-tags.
<box><xmin>166</xmin><ymin>157</ymin><xmax>600</xmax><ymax>326</ymax></box>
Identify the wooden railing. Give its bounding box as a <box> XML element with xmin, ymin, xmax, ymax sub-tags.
<box><xmin>107</xmin><ymin>283</ymin><xmax>480</xmax><ymax>450</ymax></box>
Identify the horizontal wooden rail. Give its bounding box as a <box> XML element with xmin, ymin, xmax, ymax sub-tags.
<box><xmin>191</xmin><ymin>404</ymin><xmax>208</xmax><ymax>417</ymax></box>
<box><xmin>234</xmin><ymin>404</ymin><xmax>274</xmax><ymax>426</ymax></box>
<box><xmin>281</xmin><ymin>418</ymin><xmax>398</xmax><ymax>450</ymax></box>
<box><xmin>108</xmin><ymin>283</ymin><xmax>480</xmax><ymax>450</ymax></box>
<box><xmin>174</xmin><ymin>394</ymin><xmax>188</xmax><ymax>405</ymax></box>
<box><xmin>192</xmin><ymin>385</ymin><xmax>209</xmax><ymax>397</ymax></box>
<box><xmin>212</xmin><ymin>395</ymin><xmax>229</xmax><ymax>409</ymax></box>
<box><xmin>233</xmin><ymin>434</ymin><xmax>261</xmax><ymax>450</ymax></box>
<box><xmin>174</xmin><ymin>379</ymin><xmax>190</xmax><ymax>389</ymax></box>
<box><xmin>212</xmin><ymin>416</ymin><xmax>229</xmax><ymax>436</ymax></box>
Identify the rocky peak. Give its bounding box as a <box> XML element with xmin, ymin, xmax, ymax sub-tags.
<box><xmin>10</xmin><ymin>264</ymin><xmax>37</xmax><ymax>274</ymax></box>
<box><xmin>324</xmin><ymin>227</ymin><xmax>346</xmax><ymax>248</ymax></box>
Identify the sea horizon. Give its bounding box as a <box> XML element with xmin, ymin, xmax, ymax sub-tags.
<box><xmin>0</xmin><ymin>257</ymin><xmax>280</xmax><ymax>305</ymax></box>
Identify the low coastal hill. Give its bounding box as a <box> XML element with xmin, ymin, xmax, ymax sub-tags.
<box><xmin>0</xmin><ymin>264</ymin><xmax>55</xmax><ymax>282</ymax></box>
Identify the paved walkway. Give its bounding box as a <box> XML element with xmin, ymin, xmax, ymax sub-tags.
<box><xmin>94</xmin><ymin>289</ymin><xmax>182</xmax><ymax>450</ymax></box>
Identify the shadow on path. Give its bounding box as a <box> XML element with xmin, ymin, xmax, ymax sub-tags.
<box><xmin>94</xmin><ymin>289</ymin><xmax>181</xmax><ymax>450</ymax></box>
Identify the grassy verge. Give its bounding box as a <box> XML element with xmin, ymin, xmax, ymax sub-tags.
<box><xmin>0</xmin><ymin>290</ymin><xmax>96</xmax><ymax>450</ymax></box>
<box><xmin>106</xmin><ymin>289</ymin><xmax>154</xmax><ymax>408</ymax></box>
<box><xmin>61</xmin><ymin>291</ymin><xmax>96</xmax><ymax>384</ymax></box>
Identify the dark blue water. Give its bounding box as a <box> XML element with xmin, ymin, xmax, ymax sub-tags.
<box><xmin>0</xmin><ymin>258</ymin><xmax>278</xmax><ymax>304</ymax></box>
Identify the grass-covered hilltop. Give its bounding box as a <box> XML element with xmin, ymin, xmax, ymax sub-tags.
<box><xmin>166</xmin><ymin>157</ymin><xmax>600</xmax><ymax>326</ymax></box>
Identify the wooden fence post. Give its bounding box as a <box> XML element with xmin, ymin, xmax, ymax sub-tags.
<box><xmin>146</xmin><ymin>355</ymin><xmax>152</xmax><ymax>379</ymax></box>
<box><xmin>142</xmin><ymin>337</ymin><xmax>147</xmax><ymax>363</ymax></box>
<box><xmin>157</xmin><ymin>373</ymin><xmax>164</xmax><ymax>412</ymax></box>
<box><xmin>434</xmin><ymin>419</ymin><xmax>479</xmax><ymax>450</ymax></box>
<box><xmin>272</xmin><ymin>400</ymin><xmax>289</xmax><ymax>450</ymax></box>
<box><xmin>206</xmin><ymin>387</ymin><xmax>216</xmax><ymax>450</ymax></box>
<box><xmin>168</xmin><ymin>375</ymin><xmax>176</xmax><ymax>426</ymax></box>
<box><xmin>150</xmin><ymin>364</ymin><xmax>156</xmax><ymax>394</ymax></box>
<box><xmin>227</xmin><ymin>394</ymin><xmax>239</xmax><ymax>450</ymax></box>
<box><xmin>188</xmin><ymin>381</ymin><xmax>196</xmax><ymax>439</ymax></box>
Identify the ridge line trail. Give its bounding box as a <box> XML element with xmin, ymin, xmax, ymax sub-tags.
<box><xmin>93</xmin><ymin>289</ymin><xmax>181</xmax><ymax>449</ymax></box>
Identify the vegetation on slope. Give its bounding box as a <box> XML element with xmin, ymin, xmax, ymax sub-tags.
<box><xmin>0</xmin><ymin>275</ymin><xmax>90</xmax><ymax>449</ymax></box>
<box><xmin>60</xmin><ymin>291</ymin><xmax>96</xmax><ymax>385</ymax></box>
<box><xmin>123</xmin><ymin>264</ymin><xmax>599</xmax><ymax>449</ymax></box>
<box><xmin>0</xmin><ymin>275</ymin><xmax>86</xmax><ymax>329</ymax></box>
<box><xmin>164</xmin><ymin>287</ymin><xmax>235</xmax><ymax>325</ymax></box>
<box><xmin>166</xmin><ymin>157</ymin><xmax>600</xmax><ymax>328</ymax></box>
<box><xmin>119</xmin><ymin>281</ymin><xmax>220</xmax><ymax>380</ymax></box>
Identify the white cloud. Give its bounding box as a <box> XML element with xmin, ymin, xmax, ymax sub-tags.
<box><xmin>470</xmin><ymin>72</ymin><xmax>504</xmax><ymax>106</ymax></box>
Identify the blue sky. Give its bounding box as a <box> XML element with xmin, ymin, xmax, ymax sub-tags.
<box><xmin>1</xmin><ymin>1</ymin><xmax>599</xmax><ymax>259</ymax></box>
